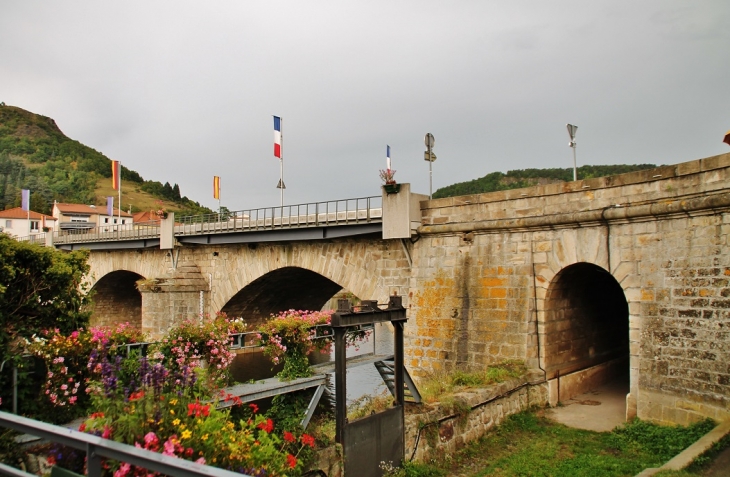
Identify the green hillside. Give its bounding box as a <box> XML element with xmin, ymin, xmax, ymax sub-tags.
<box><xmin>432</xmin><ymin>164</ymin><xmax>659</xmax><ymax>199</ymax></box>
<box><xmin>0</xmin><ymin>104</ymin><xmax>211</xmax><ymax>215</ymax></box>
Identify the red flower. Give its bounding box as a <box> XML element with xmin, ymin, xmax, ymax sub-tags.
<box><xmin>257</xmin><ymin>418</ymin><xmax>274</xmax><ymax>433</ymax></box>
<box><xmin>249</xmin><ymin>403</ymin><xmax>259</xmax><ymax>413</ymax></box>
<box><xmin>129</xmin><ymin>390</ymin><xmax>145</xmax><ymax>401</ymax></box>
<box><xmin>78</xmin><ymin>423</ymin><xmax>86</xmax><ymax>432</ymax></box>
<box><xmin>283</xmin><ymin>431</ymin><xmax>296</xmax><ymax>443</ymax></box>
<box><xmin>286</xmin><ymin>454</ymin><xmax>297</xmax><ymax>469</ymax></box>
<box><xmin>301</xmin><ymin>433</ymin><xmax>315</xmax><ymax>448</ymax></box>
<box><xmin>185</xmin><ymin>448</ymin><xmax>194</xmax><ymax>457</ymax></box>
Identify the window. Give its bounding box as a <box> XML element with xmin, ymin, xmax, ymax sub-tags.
<box><xmin>30</xmin><ymin>221</ymin><xmax>39</xmax><ymax>231</ymax></box>
<box><xmin>121</xmin><ymin>219</ymin><xmax>126</xmax><ymax>225</ymax></box>
<box><xmin>104</xmin><ymin>218</ymin><xmax>109</xmax><ymax>223</ymax></box>
<box><xmin>114</xmin><ymin>219</ymin><xmax>118</xmax><ymax>224</ymax></box>
<box><xmin>5</xmin><ymin>220</ymin><xmax>11</xmax><ymax>228</ymax></box>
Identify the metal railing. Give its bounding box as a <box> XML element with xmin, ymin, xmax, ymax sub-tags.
<box><xmin>175</xmin><ymin>196</ymin><xmax>382</xmax><ymax>236</ymax></box>
<box><xmin>15</xmin><ymin>196</ymin><xmax>383</xmax><ymax>245</ymax></box>
<box><xmin>0</xmin><ymin>411</ymin><xmax>251</xmax><ymax>477</ymax></box>
<box><xmin>53</xmin><ymin>221</ymin><xmax>161</xmax><ymax>244</ymax></box>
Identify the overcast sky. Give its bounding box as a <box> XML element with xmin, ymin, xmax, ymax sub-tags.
<box><xmin>2</xmin><ymin>1</ymin><xmax>728</xmax><ymax>210</ymax></box>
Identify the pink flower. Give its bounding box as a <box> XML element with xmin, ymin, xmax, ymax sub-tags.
<box><xmin>144</xmin><ymin>432</ymin><xmax>157</xmax><ymax>445</ymax></box>
<box><xmin>113</xmin><ymin>463</ymin><xmax>131</xmax><ymax>477</ymax></box>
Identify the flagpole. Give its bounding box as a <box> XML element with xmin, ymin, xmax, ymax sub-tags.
<box><xmin>280</xmin><ymin>118</ymin><xmax>284</xmax><ymax>207</ymax></box>
<box><xmin>118</xmin><ymin>162</ymin><xmax>122</xmax><ymax>227</ymax></box>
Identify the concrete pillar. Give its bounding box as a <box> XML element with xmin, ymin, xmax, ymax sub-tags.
<box><xmin>382</xmin><ymin>183</ymin><xmax>428</xmax><ymax>239</ymax></box>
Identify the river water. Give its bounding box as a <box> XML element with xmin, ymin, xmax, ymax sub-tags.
<box><xmin>230</xmin><ymin>328</ymin><xmax>389</xmax><ymax>405</ymax></box>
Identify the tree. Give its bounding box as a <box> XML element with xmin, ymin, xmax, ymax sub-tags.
<box><xmin>0</xmin><ymin>235</ymin><xmax>91</xmax><ymax>362</ymax></box>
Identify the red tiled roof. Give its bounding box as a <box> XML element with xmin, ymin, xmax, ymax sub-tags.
<box><xmin>0</xmin><ymin>208</ymin><xmax>56</xmax><ymax>220</ymax></box>
<box><xmin>55</xmin><ymin>203</ymin><xmax>132</xmax><ymax>217</ymax></box>
<box><xmin>133</xmin><ymin>211</ymin><xmax>161</xmax><ymax>223</ymax></box>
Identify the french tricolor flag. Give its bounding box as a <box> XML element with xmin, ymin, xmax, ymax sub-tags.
<box><xmin>273</xmin><ymin>116</ymin><xmax>282</xmax><ymax>159</ymax></box>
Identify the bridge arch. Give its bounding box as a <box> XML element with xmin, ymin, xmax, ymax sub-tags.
<box><xmin>543</xmin><ymin>262</ymin><xmax>629</xmax><ymax>397</ymax></box>
<box><xmin>220</xmin><ymin>266</ymin><xmax>343</xmax><ymax>327</ymax></box>
<box><xmin>88</xmin><ymin>270</ymin><xmax>145</xmax><ymax>330</ymax></box>
<box><xmin>209</xmin><ymin>240</ymin><xmax>405</xmax><ymax>317</ymax></box>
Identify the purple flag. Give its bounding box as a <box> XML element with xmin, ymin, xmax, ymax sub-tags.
<box><xmin>21</xmin><ymin>189</ymin><xmax>30</xmax><ymax>211</ymax></box>
<box><xmin>107</xmin><ymin>196</ymin><xmax>114</xmax><ymax>217</ymax></box>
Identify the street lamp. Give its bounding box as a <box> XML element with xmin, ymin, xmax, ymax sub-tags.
<box><xmin>424</xmin><ymin>133</ymin><xmax>436</xmax><ymax>199</ymax></box>
<box><xmin>567</xmin><ymin>124</ymin><xmax>578</xmax><ymax>181</ymax></box>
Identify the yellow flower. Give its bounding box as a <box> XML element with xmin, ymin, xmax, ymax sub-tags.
<box><xmin>181</xmin><ymin>430</ymin><xmax>192</xmax><ymax>439</ymax></box>
<box><xmin>202</xmin><ymin>434</ymin><xmax>209</xmax><ymax>441</ymax></box>
<box><xmin>169</xmin><ymin>399</ymin><xmax>178</xmax><ymax>405</ymax></box>
<box><xmin>172</xmin><ymin>419</ymin><xmax>181</xmax><ymax>426</ymax></box>
<box><xmin>169</xmin><ymin>410</ymin><xmax>175</xmax><ymax>415</ymax></box>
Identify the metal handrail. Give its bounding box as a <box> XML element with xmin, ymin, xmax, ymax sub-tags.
<box><xmin>0</xmin><ymin>411</ymin><xmax>251</xmax><ymax>477</ymax></box>
<box><xmin>175</xmin><ymin>196</ymin><xmax>382</xmax><ymax>236</ymax></box>
<box><xmin>20</xmin><ymin>196</ymin><xmax>384</xmax><ymax>244</ymax></box>
<box><xmin>53</xmin><ymin>221</ymin><xmax>161</xmax><ymax>244</ymax></box>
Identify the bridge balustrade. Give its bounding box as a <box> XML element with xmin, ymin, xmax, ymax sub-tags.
<box><xmin>52</xmin><ymin>221</ymin><xmax>161</xmax><ymax>245</ymax></box>
<box><xmin>174</xmin><ymin>196</ymin><xmax>382</xmax><ymax>236</ymax></box>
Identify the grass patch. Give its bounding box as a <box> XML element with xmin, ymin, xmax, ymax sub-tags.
<box><xmin>414</xmin><ymin>409</ymin><xmax>718</xmax><ymax>477</ymax></box>
<box><xmin>419</xmin><ymin>360</ymin><xmax>526</xmax><ymax>403</ymax></box>
<box><xmin>347</xmin><ymin>392</ymin><xmax>395</xmax><ymax>421</ymax></box>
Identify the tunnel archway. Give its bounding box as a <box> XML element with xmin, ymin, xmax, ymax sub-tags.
<box><xmin>88</xmin><ymin>270</ymin><xmax>145</xmax><ymax>330</ymax></box>
<box><xmin>543</xmin><ymin>262</ymin><xmax>629</xmax><ymax>381</ymax></box>
<box><xmin>221</xmin><ymin>266</ymin><xmax>343</xmax><ymax>327</ymax></box>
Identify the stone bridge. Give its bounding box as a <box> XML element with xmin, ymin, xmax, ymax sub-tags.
<box><xmin>81</xmin><ymin>153</ymin><xmax>730</xmax><ymax>426</ymax></box>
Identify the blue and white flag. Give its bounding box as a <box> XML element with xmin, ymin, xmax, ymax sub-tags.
<box><xmin>21</xmin><ymin>189</ymin><xmax>30</xmax><ymax>211</ymax></box>
<box><xmin>386</xmin><ymin>145</ymin><xmax>391</xmax><ymax>170</ymax></box>
<box><xmin>107</xmin><ymin>196</ymin><xmax>114</xmax><ymax>217</ymax></box>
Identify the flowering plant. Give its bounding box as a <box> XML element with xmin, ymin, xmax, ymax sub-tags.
<box><xmin>25</xmin><ymin>323</ymin><xmax>146</xmax><ymax>421</ymax></box>
<box><xmin>153</xmin><ymin>200</ymin><xmax>167</xmax><ymax>219</ymax></box>
<box><xmin>153</xmin><ymin>313</ymin><xmax>246</xmax><ymax>386</ymax></box>
<box><xmin>257</xmin><ymin>310</ymin><xmax>371</xmax><ymax>380</ymax></box>
<box><xmin>379</xmin><ymin>168</ymin><xmax>397</xmax><ymax>184</ymax></box>
<box><xmin>71</xmin><ymin>356</ymin><xmax>315</xmax><ymax>476</ymax></box>
<box><xmin>257</xmin><ymin>310</ymin><xmax>333</xmax><ymax>380</ymax></box>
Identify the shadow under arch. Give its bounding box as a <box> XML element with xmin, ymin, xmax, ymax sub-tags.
<box><xmin>221</xmin><ymin>266</ymin><xmax>343</xmax><ymax>327</ymax></box>
<box><xmin>88</xmin><ymin>270</ymin><xmax>145</xmax><ymax>330</ymax></box>
<box><xmin>543</xmin><ymin>262</ymin><xmax>629</xmax><ymax>383</ymax></box>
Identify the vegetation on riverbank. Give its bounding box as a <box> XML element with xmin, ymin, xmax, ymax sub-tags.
<box><xmin>381</xmin><ymin>409</ymin><xmax>722</xmax><ymax>477</ymax></box>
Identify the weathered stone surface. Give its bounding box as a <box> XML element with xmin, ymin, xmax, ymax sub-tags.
<box><xmin>85</xmin><ymin>153</ymin><xmax>730</xmax><ymax>425</ymax></box>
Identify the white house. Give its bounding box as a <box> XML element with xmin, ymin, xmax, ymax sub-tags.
<box><xmin>0</xmin><ymin>208</ymin><xmax>57</xmax><ymax>238</ymax></box>
<box><xmin>52</xmin><ymin>203</ymin><xmax>133</xmax><ymax>233</ymax></box>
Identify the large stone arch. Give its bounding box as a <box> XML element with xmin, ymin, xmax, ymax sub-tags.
<box><xmin>220</xmin><ymin>266</ymin><xmax>343</xmax><ymax>327</ymax></box>
<box><xmin>88</xmin><ymin>270</ymin><xmax>146</xmax><ymax>330</ymax></box>
<box><xmin>208</xmin><ymin>239</ymin><xmax>407</xmax><ymax>314</ymax></box>
<box><xmin>540</xmin><ymin>259</ymin><xmax>631</xmax><ymax>414</ymax></box>
<box><xmin>84</xmin><ymin>249</ymin><xmax>170</xmax><ymax>290</ymax></box>
<box><xmin>543</xmin><ymin>262</ymin><xmax>629</xmax><ymax>376</ymax></box>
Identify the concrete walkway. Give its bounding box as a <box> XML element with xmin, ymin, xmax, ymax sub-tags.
<box><xmin>546</xmin><ymin>374</ymin><xmax>629</xmax><ymax>432</ymax></box>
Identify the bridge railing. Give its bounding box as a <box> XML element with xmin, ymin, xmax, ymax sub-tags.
<box><xmin>52</xmin><ymin>221</ymin><xmax>161</xmax><ymax>244</ymax></box>
<box><xmin>174</xmin><ymin>196</ymin><xmax>382</xmax><ymax>235</ymax></box>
